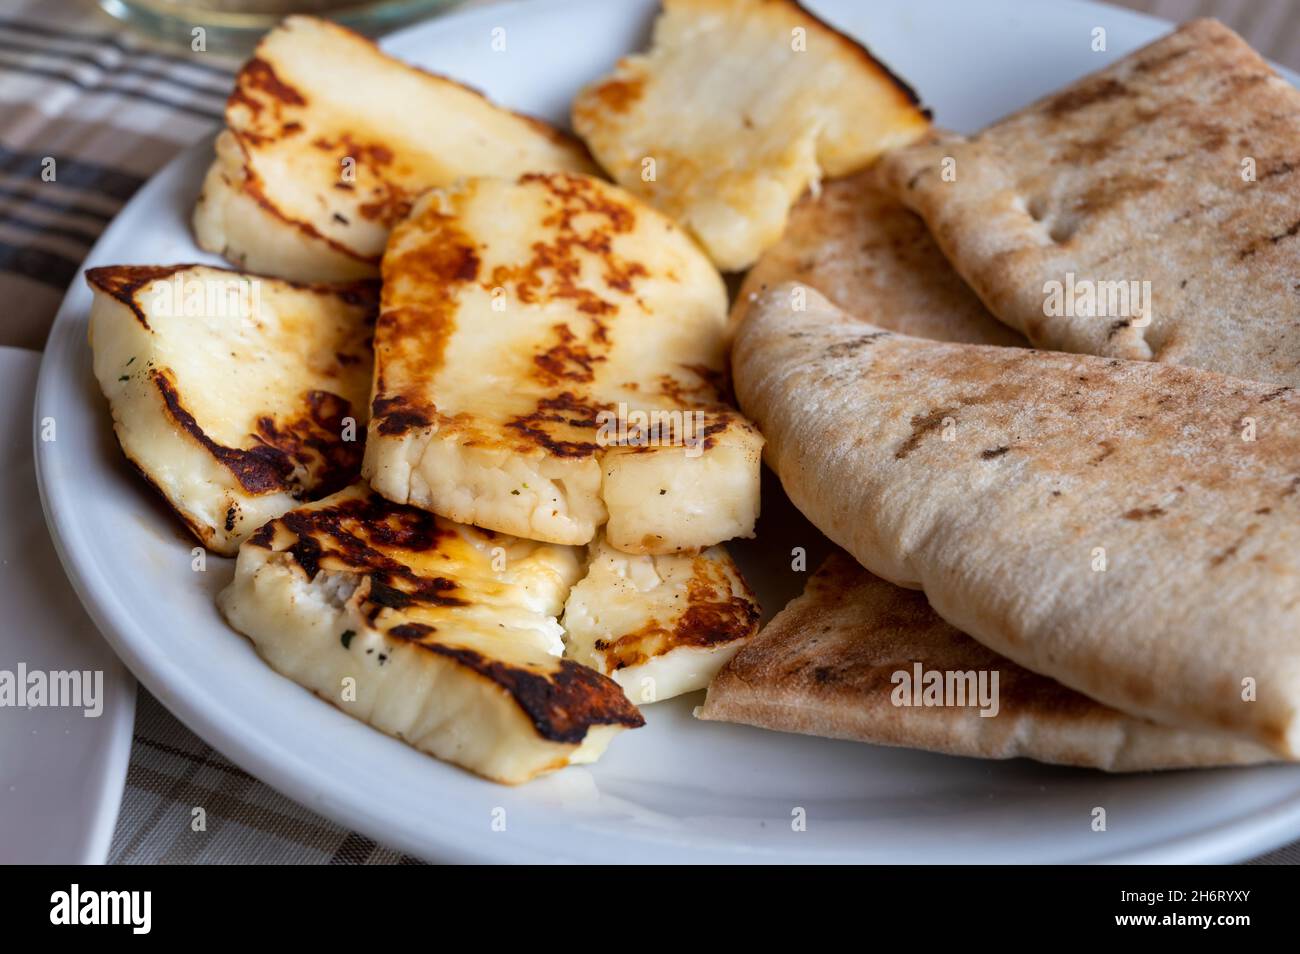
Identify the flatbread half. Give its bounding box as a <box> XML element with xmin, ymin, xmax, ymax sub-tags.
<box><xmin>700</xmin><ymin>551</ymin><xmax>1274</xmax><ymax>771</ymax></box>
<box><xmin>877</xmin><ymin>19</ymin><xmax>1300</xmax><ymax>387</ymax></box>
<box><xmin>733</xmin><ymin>283</ymin><xmax>1300</xmax><ymax>758</ymax></box>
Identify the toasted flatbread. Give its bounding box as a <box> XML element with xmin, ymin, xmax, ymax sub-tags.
<box><xmin>700</xmin><ymin>552</ymin><xmax>1273</xmax><ymax>771</ymax></box>
<box><xmin>733</xmin><ymin>165</ymin><xmax>1025</xmax><ymax>346</ymax></box>
<box><xmin>194</xmin><ymin>15</ymin><xmax>593</xmax><ymax>282</ymax></box>
<box><xmin>572</xmin><ymin>0</ymin><xmax>930</xmax><ymax>270</ymax></box>
<box><xmin>877</xmin><ymin>19</ymin><xmax>1300</xmax><ymax>386</ymax></box>
<box><xmin>733</xmin><ymin>284</ymin><xmax>1300</xmax><ymax>757</ymax></box>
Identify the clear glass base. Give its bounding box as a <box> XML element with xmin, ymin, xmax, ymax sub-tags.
<box><xmin>98</xmin><ymin>0</ymin><xmax>465</xmax><ymax>54</ymax></box>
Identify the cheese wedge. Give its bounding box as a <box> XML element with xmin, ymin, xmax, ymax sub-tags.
<box><xmin>88</xmin><ymin>264</ymin><xmax>375</xmax><ymax>555</ymax></box>
<box><xmin>193</xmin><ymin>15</ymin><xmax>594</xmax><ymax>283</ymax></box>
<box><xmin>218</xmin><ymin>484</ymin><xmax>645</xmax><ymax>784</ymax></box>
<box><xmin>364</xmin><ymin>172</ymin><xmax>763</xmax><ymax>554</ymax></box>
<box><xmin>571</xmin><ymin>0</ymin><xmax>930</xmax><ymax>270</ymax></box>
<box><xmin>563</xmin><ymin>535</ymin><xmax>760</xmax><ymax>704</ymax></box>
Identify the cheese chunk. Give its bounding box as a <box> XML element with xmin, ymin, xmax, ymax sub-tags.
<box><xmin>88</xmin><ymin>264</ymin><xmax>375</xmax><ymax>555</ymax></box>
<box><xmin>571</xmin><ymin>0</ymin><xmax>930</xmax><ymax>270</ymax></box>
<box><xmin>193</xmin><ymin>15</ymin><xmax>594</xmax><ymax>282</ymax></box>
<box><xmin>364</xmin><ymin>172</ymin><xmax>763</xmax><ymax>554</ymax></box>
<box><xmin>218</xmin><ymin>485</ymin><xmax>644</xmax><ymax>785</ymax></box>
<box><xmin>563</xmin><ymin>535</ymin><xmax>760</xmax><ymax>704</ymax></box>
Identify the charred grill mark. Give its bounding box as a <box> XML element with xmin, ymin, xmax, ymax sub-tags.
<box><xmin>153</xmin><ymin>370</ymin><xmax>296</xmax><ymax>494</ymax></box>
<box><xmin>228</xmin><ymin>57</ymin><xmax>306</xmax><ymax>117</ymax></box>
<box><xmin>824</xmin><ymin>332</ymin><xmax>890</xmax><ymax>358</ymax></box>
<box><xmin>596</xmin><ymin>558</ymin><xmax>759</xmax><ymax>670</ymax></box>
<box><xmin>1043</xmin><ymin>77</ymin><xmax>1130</xmax><ymax>119</ymax></box>
<box><xmin>1122</xmin><ymin>505</ymin><xmax>1166</xmax><ymax>520</ymax></box>
<box><xmin>272</xmin><ymin>495</ymin><xmax>467</xmax><ymax>609</ymax></box>
<box><xmin>1131</xmin><ymin>45</ymin><xmax>1191</xmax><ymax>75</ymax></box>
<box><xmin>505</xmin><ymin>392</ymin><xmax>603</xmax><ymax>458</ymax></box>
<box><xmin>254</xmin><ymin>389</ymin><xmax>366</xmax><ymax>498</ymax></box>
<box><xmin>238</xmin><ymin>168</ymin><xmax>382</xmax><ymax>265</ymax></box>
<box><xmin>248</xmin><ymin>522</ymin><xmax>276</xmax><ymax>549</ymax></box>
<box><xmin>372</xmin><ymin>393</ymin><xmax>434</xmax><ymax>435</ymax></box>
<box><xmin>287</xmin><ymin>530</ymin><xmax>323</xmax><ymax>579</ymax></box>
<box><xmin>85</xmin><ymin>264</ymin><xmax>189</xmax><ymax>330</ymax></box>
<box><xmin>895</xmin><ymin>406</ymin><xmax>956</xmax><ymax>460</ymax></box>
<box><xmin>1239</xmin><ymin>218</ymin><xmax>1300</xmax><ymax>259</ymax></box>
<box><xmin>388</xmin><ymin>622</ymin><xmax>435</xmax><ymax>640</ymax></box>
<box><xmin>1210</xmin><ymin>524</ymin><xmax>1260</xmax><ymax>568</ymax></box>
<box><xmin>424</xmin><ymin>644</ymin><xmax>644</xmax><ymax>743</ymax></box>
<box><xmin>1072</xmin><ymin>174</ymin><xmax>1162</xmax><ymax>216</ymax></box>
<box><xmin>488</xmin><ymin>173</ymin><xmax>644</xmax><ymax>316</ymax></box>
<box><xmin>1258</xmin><ymin>159</ymin><xmax>1297</xmax><ymax>182</ymax></box>
<box><xmin>1092</xmin><ymin>440</ymin><xmax>1116</xmax><ymax>464</ymax></box>
<box><xmin>532</xmin><ymin>323</ymin><xmax>607</xmax><ymax>384</ymax></box>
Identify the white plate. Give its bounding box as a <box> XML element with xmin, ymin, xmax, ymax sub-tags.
<box><xmin>0</xmin><ymin>347</ymin><xmax>134</xmax><ymax>864</ymax></box>
<box><xmin>35</xmin><ymin>0</ymin><xmax>1300</xmax><ymax>863</ymax></box>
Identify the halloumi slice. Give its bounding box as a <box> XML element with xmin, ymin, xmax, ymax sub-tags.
<box><xmin>365</xmin><ymin>171</ymin><xmax>763</xmax><ymax>554</ymax></box>
<box><xmin>218</xmin><ymin>484</ymin><xmax>645</xmax><ymax>785</ymax></box>
<box><xmin>88</xmin><ymin>264</ymin><xmax>375</xmax><ymax>555</ymax></box>
<box><xmin>193</xmin><ymin>15</ymin><xmax>595</xmax><ymax>283</ymax></box>
<box><xmin>571</xmin><ymin>0</ymin><xmax>930</xmax><ymax>270</ymax></box>
<box><xmin>563</xmin><ymin>535</ymin><xmax>760</xmax><ymax>704</ymax></box>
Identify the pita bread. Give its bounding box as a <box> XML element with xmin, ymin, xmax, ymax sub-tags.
<box><xmin>734</xmin><ymin>166</ymin><xmax>1025</xmax><ymax>347</ymax></box>
<box><xmin>877</xmin><ymin>19</ymin><xmax>1300</xmax><ymax>387</ymax></box>
<box><xmin>699</xmin><ymin>551</ymin><xmax>1273</xmax><ymax>770</ymax></box>
<box><xmin>733</xmin><ymin>284</ymin><xmax>1300</xmax><ymax>757</ymax></box>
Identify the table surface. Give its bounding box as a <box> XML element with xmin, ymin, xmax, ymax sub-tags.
<box><xmin>3</xmin><ymin>0</ymin><xmax>1298</xmax><ymax>864</ymax></box>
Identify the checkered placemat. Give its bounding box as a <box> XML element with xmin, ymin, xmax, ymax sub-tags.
<box><xmin>5</xmin><ymin>0</ymin><xmax>1299</xmax><ymax>864</ymax></box>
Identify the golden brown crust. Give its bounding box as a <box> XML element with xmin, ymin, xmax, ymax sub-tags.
<box><xmin>215</xmin><ymin>16</ymin><xmax>595</xmax><ymax>272</ymax></box>
<box><xmin>594</xmin><ymin>553</ymin><xmax>761</xmax><ymax>670</ymax></box>
<box><xmin>373</xmin><ymin>172</ymin><xmax>745</xmax><ymax>457</ymax></box>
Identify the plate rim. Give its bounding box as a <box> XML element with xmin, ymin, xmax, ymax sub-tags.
<box><xmin>33</xmin><ymin>0</ymin><xmax>1300</xmax><ymax>864</ymax></box>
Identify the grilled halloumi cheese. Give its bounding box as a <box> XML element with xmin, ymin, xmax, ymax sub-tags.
<box><xmin>571</xmin><ymin>0</ymin><xmax>931</xmax><ymax>271</ymax></box>
<box><xmin>217</xmin><ymin>484</ymin><xmax>644</xmax><ymax>784</ymax></box>
<box><xmin>88</xmin><ymin>264</ymin><xmax>375</xmax><ymax>555</ymax></box>
<box><xmin>365</xmin><ymin>172</ymin><xmax>763</xmax><ymax>554</ymax></box>
<box><xmin>563</xmin><ymin>536</ymin><xmax>760</xmax><ymax>704</ymax></box>
<box><xmin>193</xmin><ymin>15</ymin><xmax>595</xmax><ymax>283</ymax></box>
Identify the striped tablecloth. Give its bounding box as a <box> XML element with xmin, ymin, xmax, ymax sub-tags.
<box><xmin>4</xmin><ymin>0</ymin><xmax>1298</xmax><ymax>865</ymax></box>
